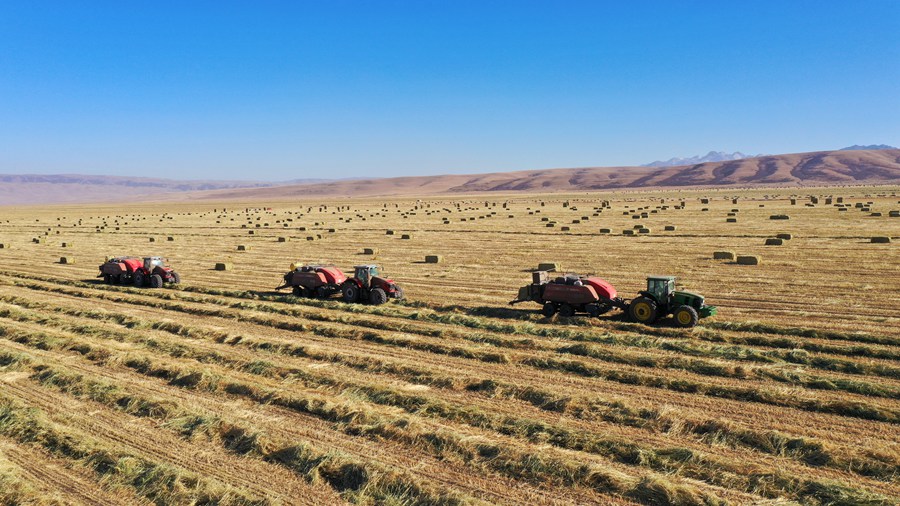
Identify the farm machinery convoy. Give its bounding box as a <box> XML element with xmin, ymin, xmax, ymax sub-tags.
<box><xmin>510</xmin><ymin>271</ymin><xmax>716</xmax><ymax>327</ymax></box>
<box><xmin>96</xmin><ymin>255</ymin><xmax>713</xmax><ymax>325</ymax></box>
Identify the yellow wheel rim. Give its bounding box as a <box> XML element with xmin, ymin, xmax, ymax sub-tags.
<box><xmin>677</xmin><ymin>311</ymin><xmax>692</xmax><ymax>325</ymax></box>
<box><xmin>634</xmin><ymin>302</ymin><xmax>651</xmax><ymax>320</ymax></box>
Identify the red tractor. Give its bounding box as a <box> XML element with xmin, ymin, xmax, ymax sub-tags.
<box><xmin>341</xmin><ymin>265</ymin><xmax>403</xmax><ymax>305</ymax></box>
<box><xmin>99</xmin><ymin>256</ymin><xmax>180</xmax><ymax>288</ymax></box>
<box><xmin>276</xmin><ymin>263</ymin><xmax>348</xmax><ymax>299</ymax></box>
<box><xmin>510</xmin><ymin>271</ymin><xmax>626</xmax><ymax>317</ymax></box>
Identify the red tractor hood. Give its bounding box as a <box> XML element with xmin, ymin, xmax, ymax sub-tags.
<box><xmin>318</xmin><ymin>267</ymin><xmax>347</xmax><ymax>285</ymax></box>
<box><xmin>583</xmin><ymin>277</ymin><xmax>617</xmax><ymax>300</ymax></box>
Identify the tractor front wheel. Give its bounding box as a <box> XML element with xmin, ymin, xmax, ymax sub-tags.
<box><xmin>541</xmin><ymin>303</ymin><xmax>557</xmax><ymax>317</ymax></box>
<box><xmin>342</xmin><ymin>284</ymin><xmax>359</xmax><ymax>303</ymax></box>
<box><xmin>171</xmin><ymin>271</ymin><xmax>181</xmax><ymax>284</ymax></box>
<box><xmin>558</xmin><ymin>304</ymin><xmax>576</xmax><ymax>317</ymax></box>
<box><xmin>629</xmin><ymin>297</ymin><xmax>658</xmax><ymax>324</ymax></box>
<box><xmin>134</xmin><ymin>273</ymin><xmax>145</xmax><ymax>288</ymax></box>
<box><xmin>150</xmin><ymin>274</ymin><xmax>164</xmax><ymax>289</ymax></box>
<box><xmin>369</xmin><ymin>288</ymin><xmax>388</xmax><ymax>305</ymax></box>
<box><xmin>673</xmin><ymin>305</ymin><xmax>699</xmax><ymax>328</ymax></box>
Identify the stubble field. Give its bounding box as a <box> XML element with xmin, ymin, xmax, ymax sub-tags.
<box><xmin>0</xmin><ymin>186</ymin><xmax>898</xmax><ymax>505</ymax></box>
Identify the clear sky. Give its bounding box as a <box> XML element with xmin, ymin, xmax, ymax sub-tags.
<box><xmin>1</xmin><ymin>1</ymin><xmax>898</xmax><ymax>181</ymax></box>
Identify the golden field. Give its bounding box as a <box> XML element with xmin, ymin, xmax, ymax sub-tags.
<box><xmin>0</xmin><ymin>185</ymin><xmax>898</xmax><ymax>505</ymax></box>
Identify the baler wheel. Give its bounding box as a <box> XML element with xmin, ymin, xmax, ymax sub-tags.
<box><xmin>558</xmin><ymin>304</ymin><xmax>576</xmax><ymax>317</ymax></box>
<box><xmin>369</xmin><ymin>288</ymin><xmax>388</xmax><ymax>305</ymax></box>
<box><xmin>316</xmin><ymin>286</ymin><xmax>328</xmax><ymax>299</ymax></box>
<box><xmin>342</xmin><ymin>283</ymin><xmax>359</xmax><ymax>303</ymax></box>
<box><xmin>103</xmin><ymin>274</ymin><xmax>112</xmax><ymax>284</ymax></box>
<box><xmin>150</xmin><ymin>274</ymin><xmax>163</xmax><ymax>289</ymax></box>
<box><xmin>673</xmin><ymin>305</ymin><xmax>699</xmax><ymax>328</ymax></box>
<box><xmin>541</xmin><ymin>302</ymin><xmax>557</xmax><ymax>317</ymax></box>
<box><xmin>134</xmin><ymin>273</ymin><xmax>145</xmax><ymax>288</ymax></box>
<box><xmin>292</xmin><ymin>286</ymin><xmax>304</xmax><ymax>297</ymax></box>
<box><xmin>118</xmin><ymin>274</ymin><xmax>129</xmax><ymax>285</ymax></box>
<box><xmin>629</xmin><ymin>297</ymin><xmax>658</xmax><ymax>324</ymax></box>
<box><xmin>586</xmin><ymin>304</ymin><xmax>601</xmax><ymax>317</ymax></box>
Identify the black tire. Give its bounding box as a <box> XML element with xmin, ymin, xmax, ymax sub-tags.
<box><xmin>118</xmin><ymin>274</ymin><xmax>129</xmax><ymax>285</ymax></box>
<box><xmin>150</xmin><ymin>274</ymin><xmax>163</xmax><ymax>289</ymax></box>
<box><xmin>629</xmin><ymin>297</ymin><xmax>658</xmax><ymax>324</ymax></box>
<box><xmin>586</xmin><ymin>304</ymin><xmax>601</xmax><ymax>318</ymax></box>
<box><xmin>292</xmin><ymin>285</ymin><xmax>303</xmax><ymax>297</ymax></box>
<box><xmin>316</xmin><ymin>286</ymin><xmax>329</xmax><ymax>299</ymax></box>
<box><xmin>558</xmin><ymin>304</ymin><xmax>576</xmax><ymax>317</ymax></box>
<box><xmin>673</xmin><ymin>305</ymin><xmax>699</xmax><ymax>328</ymax></box>
<box><xmin>342</xmin><ymin>283</ymin><xmax>359</xmax><ymax>303</ymax></box>
<box><xmin>171</xmin><ymin>271</ymin><xmax>181</xmax><ymax>284</ymax></box>
<box><xmin>103</xmin><ymin>274</ymin><xmax>112</xmax><ymax>284</ymax></box>
<box><xmin>541</xmin><ymin>302</ymin><xmax>557</xmax><ymax>317</ymax></box>
<box><xmin>369</xmin><ymin>288</ymin><xmax>388</xmax><ymax>305</ymax></box>
<box><xmin>133</xmin><ymin>272</ymin><xmax>145</xmax><ymax>288</ymax></box>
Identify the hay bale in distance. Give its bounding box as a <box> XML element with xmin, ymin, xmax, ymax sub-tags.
<box><xmin>214</xmin><ymin>262</ymin><xmax>233</xmax><ymax>271</ymax></box>
<box><xmin>765</xmin><ymin>238</ymin><xmax>784</xmax><ymax>246</ymax></box>
<box><xmin>713</xmin><ymin>251</ymin><xmax>735</xmax><ymax>260</ymax></box>
<box><xmin>871</xmin><ymin>237</ymin><xmax>891</xmax><ymax>243</ymax></box>
<box><xmin>167</xmin><ymin>236</ymin><xmax>175</xmax><ymax>241</ymax></box>
<box><xmin>400</xmin><ymin>234</ymin><xmax>412</xmax><ymax>239</ymax></box>
<box><xmin>149</xmin><ymin>237</ymin><xmax>156</xmax><ymax>242</ymax></box>
<box><xmin>59</xmin><ymin>256</ymin><xmax>74</xmax><ymax>264</ymax></box>
<box><xmin>277</xmin><ymin>237</ymin><xmax>289</xmax><ymax>242</ymax></box>
<box><xmin>237</xmin><ymin>245</ymin><xmax>251</xmax><ymax>251</ymax></box>
<box><xmin>599</xmin><ymin>228</ymin><xmax>611</xmax><ymax>234</ymax></box>
<box><xmin>776</xmin><ymin>233</ymin><xmax>793</xmax><ymax>240</ymax></box>
<box><xmin>425</xmin><ymin>255</ymin><xmax>442</xmax><ymax>263</ymax></box>
<box><xmin>664</xmin><ymin>225</ymin><xmax>676</xmax><ymax>231</ymax></box>
<box><xmin>537</xmin><ymin>262</ymin><xmax>561</xmax><ymax>272</ymax></box>
<box><xmin>736</xmin><ymin>255</ymin><xmax>761</xmax><ymax>265</ymax></box>
<box><xmin>726</xmin><ymin>218</ymin><xmax>737</xmax><ymax>223</ymax></box>
<box><xmin>769</xmin><ymin>215</ymin><xmax>790</xmax><ymax>220</ymax></box>
<box><xmin>362</xmin><ymin>248</ymin><xmax>377</xmax><ymax>255</ymax></box>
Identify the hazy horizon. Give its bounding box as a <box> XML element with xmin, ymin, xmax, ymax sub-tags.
<box><xmin>1</xmin><ymin>1</ymin><xmax>898</xmax><ymax>180</ymax></box>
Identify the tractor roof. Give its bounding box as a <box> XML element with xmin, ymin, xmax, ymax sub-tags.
<box><xmin>354</xmin><ymin>264</ymin><xmax>378</xmax><ymax>269</ymax></box>
<box><xmin>647</xmin><ymin>275</ymin><xmax>676</xmax><ymax>281</ymax></box>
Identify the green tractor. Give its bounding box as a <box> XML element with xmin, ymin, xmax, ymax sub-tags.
<box><xmin>628</xmin><ymin>276</ymin><xmax>716</xmax><ymax>327</ymax></box>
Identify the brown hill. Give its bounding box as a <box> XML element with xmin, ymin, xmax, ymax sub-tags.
<box><xmin>186</xmin><ymin>149</ymin><xmax>900</xmax><ymax>201</ymax></box>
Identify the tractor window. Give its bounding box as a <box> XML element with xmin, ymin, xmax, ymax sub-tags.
<box><xmin>667</xmin><ymin>279</ymin><xmax>675</xmax><ymax>294</ymax></box>
<box><xmin>369</xmin><ymin>266</ymin><xmax>379</xmax><ymax>277</ymax></box>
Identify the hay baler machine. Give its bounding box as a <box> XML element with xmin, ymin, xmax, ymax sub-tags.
<box><xmin>341</xmin><ymin>265</ymin><xmax>404</xmax><ymax>305</ymax></box>
<box><xmin>510</xmin><ymin>271</ymin><xmax>628</xmax><ymax>317</ymax></box>
<box><xmin>101</xmin><ymin>256</ymin><xmax>180</xmax><ymax>288</ymax></box>
<box><xmin>98</xmin><ymin>256</ymin><xmax>143</xmax><ymax>285</ymax></box>
<box><xmin>276</xmin><ymin>263</ymin><xmax>348</xmax><ymax>299</ymax></box>
<box><xmin>511</xmin><ymin>272</ymin><xmax>715</xmax><ymax>327</ymax></box>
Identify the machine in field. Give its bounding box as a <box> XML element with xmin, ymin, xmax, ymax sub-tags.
<box><xmin>511</xmin><ymin>272</ymin><xmax>715</xmax><ymax>327</ymax></box>
<box><xmin>341</xmin><ymin>265</ymin><xmax>404</xmax><ymax>305</ymax></box>
<box><xmin>99</xmin><ymin>256</ymin><xmax>180</xmax><ymax>288</ymax></box>
<box><xmin>510</xmin><ymin>271</ymin><xmax>626</xmax><ymax>317</ymax></box>
<box><xmin>628</xmin><ymin>275</ymin><xmax>716</xmax><ymax>327</ymax></box>
<box><xmin>276</xmin><ymin>263</ymin><xmax>348</xmax><ymax>298</ymax></box>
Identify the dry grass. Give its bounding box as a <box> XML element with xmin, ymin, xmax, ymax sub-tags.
<box><xmin>0</xmin><ymin>185</ymin><xmax>897</xmax><ymax>504</ymax></box>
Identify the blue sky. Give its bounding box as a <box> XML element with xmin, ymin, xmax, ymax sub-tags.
<box><xmin>1</xmin><ymin>1</ymin><xmax>898</xmax><ymax>180</ymax></box>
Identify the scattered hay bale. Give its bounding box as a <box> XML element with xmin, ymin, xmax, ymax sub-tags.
<box><xmin>59</xmin><ymin>256</ymin><xmax>74</xmax><ymax>264</ymax></box>
<box><xmin>726</xmin><ymin>218</ymin><xmax>737</xmax><ymax>223</ymax></box>
<box><xmin>638</xmin><ymin>228</ymin><xmax>651</xmax><ymax>234</ymax></box>
<box><xmin>386</xmin><ymin>230</ymin><xmax>394</xmax><ymax>235</ymax></box>
<box><xmin>765</xmin><ymin>238</ymin><xmax>784</xmax><ymax>246</ymax></box>
<box><xmin>167</xmin><ymin>236</ymin><xmax>175</xmax><ymax>241</ymax></box>
<box><xmin>599</xmin><ymin>228</ymin><xmax>611</xmax><ymax>234</ymax></box>
<box><xmin>560</xmin><ymin>226</ymin><xmax>570</xmax><ymax>231</ymax></box>
<box><xmin>277</xmin><ymin>237</ymin><xmax>289</xmax><ymax>242</ymax></box>
<box><xmin>306</xmin><ymin>236</ymin><xmax>316</xmax><ymax>241</ymax></box>
<box><xmin>664</xmin><ymin>225</ymin><xmax>676</xmax><ymax>231</ymax></box>
<box><xmin>362</xmin><ymin>248</ymin><xmax>377</xmax><ymax>255</ymax></box>
<box><xmin>769</xmin><ymin>215</ymin><xmax>790</xmax><ymax>220</ymax></box>
<box><xmin>776</xmin><ymin>233</ymin><xmax>793</xmax><ymax>240</ymax></box>
<box><xmin>889</xmin><ymin>210</ymin><xmax>899</xmax><ymax>217</ymax></box>
<box><xmin>237</xmin><ymin>245</ymin><xmax>251</xmax><ymax>251</ymax></box>
<box><xmin>871</xmin><ymin>237</ymin><xmax>891</xmax><ymax>243</ymax></box>
<box><xmin>0</xmin><ymin>243</ymin><xmax>8</xmax><ymax>249</ymax></box>
<box><xmin>870</xmin><ymin>212</ymin><xmax>882</xmax><ymax>217</ymax></box>
<box><xmin>425</xmin><ymin>255</ymin><xmax>442</xmax><ymax>263</ymax></box>
<box><xmin>623</xmin><ymin>229</ymin><xmax>635</xmax><ymax>235</ymax></box>
<box><xmin>400</xmin><ymin>234</ymin><xmax>412</xmax><ymax>239</ymax></box>
<box><xmin>215</xmin><ymin>262</ymin><xmax>233</xmax><ymax>271</ymax></box>
<box><xmin>737</xmin><ymin>255</ymin><xmax>761</xmax><ymax>265</ymax></box>
<box><xmin>148</xmin><ymin>237</ymin><xmax>156</xmax><ymax>242</ymax></box>
<box><xmin>537</xmin><ymin>262</ymin><xmax>561</xmax><ymax>272</ymax></box>
<box><xmin>713</xmin><ymin>251</ymin><xmax>735</xmax><ymax>260</ymax></box>
<box><xmin>61</xmin><ymin>242</ymin><xmax>72</xmax><ymax>248</ymax></box>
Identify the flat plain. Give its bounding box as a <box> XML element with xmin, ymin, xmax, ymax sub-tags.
<box><xmin>0</xmin><ymin>185</ymin><xmax>898</xmax><ymax>505</ymax></box>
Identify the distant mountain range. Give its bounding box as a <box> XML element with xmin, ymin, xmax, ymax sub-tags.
<box><xmin>3</xmin><ymin>148</ymin><xmax>899</xmax><ymax>205</ymax></box>
<box><xmin>643</xmin><ymin>151</ymin><xmax>763</xmax><ymax>168</ymax></box>
<box><xmin>839</xmin><ymin>144</ymin><xmax>898</xmax><ymax>151</ymax></box>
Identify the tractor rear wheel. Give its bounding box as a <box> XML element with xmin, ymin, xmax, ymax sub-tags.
<box><xmin>134</xmin><ymin>273</ymin><xmax>145</xmax><ymax>288</ymax></box>
<box><xmin>673</xmin><ymin>305</ymin><xmax>699</xmax><ymax>328</ymax></box>
<box><xmin>369</xmin><ymin>288</ymin><xmax>388</xmax><ymax>305</ymax></box>
<box><xmin>342</xmin><ymin>284</ymin><xmax>359</xmax><ymax>303</ymax></box>
<box><xmin>558</xmin><ymin>304</ymin><xmax>576</xmax><ymax>317</ymax></box>
<box><xmin>316</xmin><ymin>286</ymin><xmax>328</xmax><ymax>299</ymax></box>
<box><xmin>150</xmin><ymin>274</ymin><xmax>163</xmax><ymax>289</ymax></box>
<box><xmin>629</xmin><ymin>297</ymin><xmax>658</xmax><ymax>324</ymax></box>
<box><xmin>171</xmin><ymin>271</ymin><xmax>181</xmax><ymax>284</ymax></box>
<box><xmin>541</xmin><ymin>302</ymin><xmax>557</xmax><ymax>317</ymax></box>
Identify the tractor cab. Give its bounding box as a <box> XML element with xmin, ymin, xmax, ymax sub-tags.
<box><xmin>143</xmin><ymin>257</ymin><xmax>165</xmax><ymax>271</ymax></box>
<box><xmin>353</xmin><ymin>265</ymin><xmax>379</xmax><ymax>288</ymax></box>
<box><xmin>645</xmin><ymin>276</ymin><xmax>675</xmax><ymax>304</ymax></box>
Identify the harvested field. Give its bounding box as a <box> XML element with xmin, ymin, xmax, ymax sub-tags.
<box><xmin>0</xmin><ymin>185</ymin><xmax>898</xmax><ymax>505</ymax></box>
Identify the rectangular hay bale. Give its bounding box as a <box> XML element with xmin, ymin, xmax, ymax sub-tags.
<box><xmin>215</xmin><ymin>262</ymin><xmax>233</xmax><ymax>271</ymax></box>
<box><xmin>736</xmin><ymin>255</ymin><xmax>761</xmax><ymax>265</ymax></box>
<box><xmin>713</xmin><ymin>251</ymin><xmax>735</xmax><ymax>260</ymax></box>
